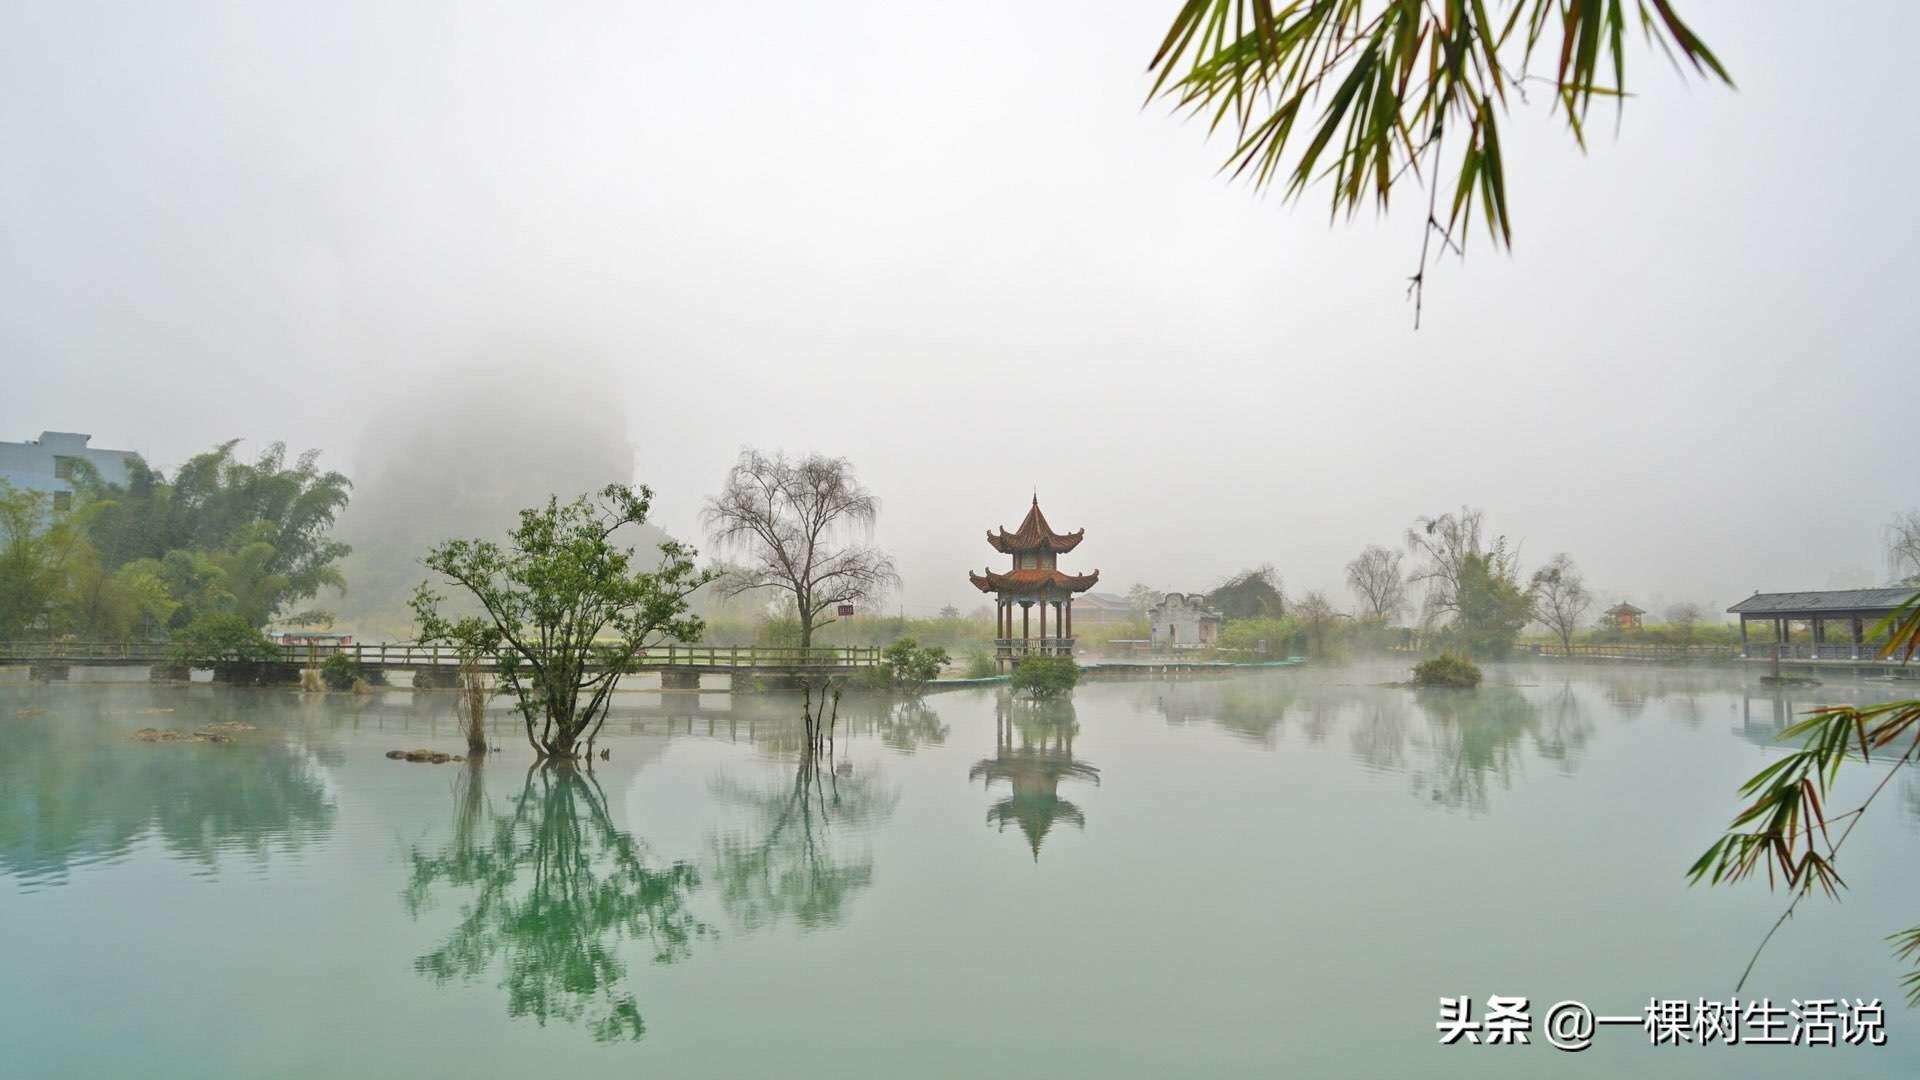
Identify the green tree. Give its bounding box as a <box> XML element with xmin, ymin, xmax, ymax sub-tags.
<box><xmin>76</xmin><ymin>440</ymin><xmax>352</xmax><ymax>627</ymax></box>
<box><xmin>854</xmin><ymin>637</ymin><xmax>949</xmax><ymax>691</ymax></box>
<box><xmin>1009</xmin><ymin>656</ymin><xmax>1079</xmax><ymax>699</ymax></box>
<box><xmin>1148</xmin><ymin>1</ymin><xmax>1730</xmax><ymax>322</ymax></box>
<box><xmin>1207</xmin><ymin>564</ymin><xmax>1286</xmax><ymax>620</ymax></box>
<box><xmin>0</xmin><ymin>484</ymin><xmax>94</xmax><ymax>638</ymax></box>
<box><xmin>165</xmin><ymin>612</ymin><xmax>281</xmax><ymax>667</ymax></box>
<box><xmin>412</xmin><ymin>485</ymin><xmax>713</xmax><ymax>761</ymax></box>
<box><xmin>1451</xmin><ymin>551</ymin><xmax>1533</xmax><ymax>658</ymax></box>
<box><xmin>58</xmin><ymin>549</ymin><xmax>176</xmax><ymax>640</ymax></box>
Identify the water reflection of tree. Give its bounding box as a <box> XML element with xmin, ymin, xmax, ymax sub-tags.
<box><xmin>1529</xmin><ymin>680</ymin><xmax>1595</xmax><ymax>769</ymax></box>
<box><xmin>1407</xmin><ymin>685</ymin><xmax>1541</xmax><ymax>812</ymax></box>
<box><xmin>817</xmin><ymin>692</ymin><xmax>951</xmax><ymax>754</ymax></box>
<box><xmin>1348</xmin><ymin>697</ymin><xmax>1414</xmax><ymax>773</ymax></box>
<box><xmin>1153</xmin><ymin>680</ymin><xmax>1300</xmax><ymax>746</ymax></box>
<box><xmin>0</xmin><ymin>703</ymin><xmax>335</xmax><ymax>887</ymax></box>
<box><xmin>871</xmin><ymin>697</ymin><xmax>950</xmax><ymax>752</ymax></box>
<box><xmin>707</xmin><ymin>694</ymin><xmax>898</xmax><ymax>931</ymax></box>
<box><xmin>404</xmin><ymin>763</ymin><xmax>706</xmax><ymax>1042</ymax></box>
<box><xmin>970</xmin><ymin>697</ymin><xmax>1100</xmax><ymax>860</ymax></box>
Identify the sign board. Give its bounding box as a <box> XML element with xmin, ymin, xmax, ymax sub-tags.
<box><xmin>837</xmin><ymin>603</ymin><xmax>855</xmax><ymax>617</ymax></box>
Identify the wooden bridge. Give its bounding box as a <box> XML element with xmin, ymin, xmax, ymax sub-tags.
<box><xmin>0</xmin><ymin>640</ymin><xmax>882</xmax><ymax>687</ymax></box>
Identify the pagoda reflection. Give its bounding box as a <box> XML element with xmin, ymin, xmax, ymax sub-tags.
<box><xmin>970</xmin><ymin>694</ymin><xmax>1100</xmax><ymax>860</ymax></box>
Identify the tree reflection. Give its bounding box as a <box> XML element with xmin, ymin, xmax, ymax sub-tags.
<box><xmin>1407</xmin><ymin>684</ymin><xmax>1541</xmax><ymax>812</ymax></box>
<box><xmin>971</xmin><ymin>696</ymin><xmax>1100</xmax><ymax>860</ymax></box>
<box><xmin>870</xmin><ymin>697</ymin><xmax>950</xmax><ymax>753</ymax></box>
<box><xmin>0</xmin><ymin>698</ymin><xmax>335</xmax><ymax>887</ymax></box>
<box><xmin>707</xmin><ymin>693</ymin><xmax>898</xmax><ymax>930</ymax></box>
<box><xmin>1529</xmin><ymin>680</ymin><xmax>1594</xmax><ymax>769</ymax></box>
<box><xmin>1154</xmin><ymin>680</ymin><xmax>1299</xmax><ymax>746</ymax></box>
<box><xmin>404</xmin><ymin>762</ymin><xmax>706</xmax><ymax>1042</ymax></box>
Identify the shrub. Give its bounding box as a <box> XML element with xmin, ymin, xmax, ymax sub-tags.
<box><xmin>1413</xmin><ymin>653</ymin><xmax>1482</xmax><ymax>688</ymax></box>
<box><xmin>1215</xmin><ymin>617</ymin><xmax>1300</xmax><ymax>656</ymax></box>
<box><xmin>1009</xmin><ymin>656</ymin><xmax>1079</xmax><ymax>699</ymax></box>
<box><xmin>319</xmin><ymin>652</ymin><xmax>362</xmax><ymax>691</ymax></box>
<box><xmin>853</xmin><ymin>638</ymin><xmax>950</xmax><ymax>691</ymax></box>
<box><xmin>964</xmin><ymin>652</ymin><xmax>999</xmax><ymax>679</ymax></box>
<box><xmin>166</xmin><ymin>613</ymin><xmax>281</xmax><ymax>667</ymax></box>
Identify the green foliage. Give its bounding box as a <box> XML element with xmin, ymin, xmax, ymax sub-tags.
<box><xmin>319</xmin><ymin>652</ymin><xmax>362</xmax><ymax>691</ymax></box>
<box><xmin>1207</xmin><ymin>565</ymin><xmax>1285</xmax><ymax>620</ymax></box>
<box><xmin>412</xmin><ymin>485</ymin><xmax>715</xmax><ymax>760</ymax></box>
<box><xmin>1065</xmin><ymin>618</ymin><xmax>1150</xmax><ymax>650</ymax></box>
<box><xmin>0</xmin><ymin>484</ymin><xmax>92</xmax><ymax>637</ymax></box>
<box><xmin>1009</xmin><ymin>656</ymin><xmax>1079</xmax><ymax>699</ymax></box>
<box><xmin>853</xmin><ymin>637</ymin><xmax>950</xmax><ymax>691</ymax></box>
<box><xmin>964</xmin><ymin>652</ymin><xmax>999</xmax><ymax>679</ymax></box>
<box><xmin>1449</xmin><ymin>552</ymin><xmax>1533</xmax><ymax>659</ymax></box>
<box><xmin>1690</xmin><ymin>684</ymin><xmax>1920</xmax><ymax>1001</ymax></box>
<box><xmin>1215</xmin><ymin>616</ymin><xmax>1299</xmax><ymax>655</ymax></box>
<box><xmin>1413</xmin><ymin>653</ymin><xmax>1482</xmax><ymax>688</ymax></box>
<box><xmin>0</xmin><ymin>442</ymin><xmax>355</xmax><ymax>642</ymax></box>
<box><xmin>76</xmin><ymin>441</ymin><xmax>352</xmax><ymax>629</ymax></box>
<box><xmin>166</xmin><ymin>612</ymin><xmax>282</xmax><ymax>666</ymax></box>
<box><xmin>1148</xmin><ymin>1</ymin><xmax>1730</xmax><ymax>309</ymax></box>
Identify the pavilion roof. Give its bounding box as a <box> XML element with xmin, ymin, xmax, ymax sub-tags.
<box><xmin>969</xmin><ymin>567</ymin><xmax>1100</xmax><ymax>594</ymax></box>
<box><xmin>987</xmin><ymin>497</ymin><xmax>1085</xmax><ymax>554</ymax></box>
<box><xmin>1727</xmin><ymin>587</ymin><xmax>1917</xmax><ymax>616</ymax></box>
<box><xmin>1604</xmin><ymin>602</ymin><xmax>1645</xmax><ymax>615</ymax></box>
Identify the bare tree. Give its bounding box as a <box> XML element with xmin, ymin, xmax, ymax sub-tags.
<box><xmin>1294</xmin><ymin>590</ymin><xmax>1341</xmax><ymax>656</ymax></box>
<box><xmin>1665</xmin><ymin>602</ymin><xmax>1704</xmax><ymax>643</ymax></box>
<box><xmin>1530</xmin><ymin>553</ymin><xmax>1591</xmax><ymax>656</ymax></box>
<box><xmin>1345</xmin><ymin>545</ymin><xmax>1406</xmax><ymax>621</ymax></box>
<box><xmin>1125</xmin><ymin>583</ymin><xmax>1164</xmax><ymax>616</ymax></box>
<box><xmin>1889</xmin><ymin>510</ymin><xmax>1920</xmax><ymax>584</ymax></box>
<box><xmin>704</xmin><ymin>449</ymin><xmax>898</xmax><ymax>651</ymax></box>
<box><xmin>1406</xmin><ymin>507</ymin><xmax>1518</xmax><ymax>627</ymax></box>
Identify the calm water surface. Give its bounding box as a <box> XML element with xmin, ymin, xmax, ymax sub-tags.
<box><xmin>5</xmin><ymin>664</ymin><xmax>1920</xmax><ymax>1077</ymax></box>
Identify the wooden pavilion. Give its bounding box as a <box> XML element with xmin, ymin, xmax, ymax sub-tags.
<box><xmin>969</xmin><ymin>496</ymin><xmax>1098</xmax><ymax>668</ymax></box>
<box><xmin>1603</xmin><ymin>602</ymin><xmax>1645</xmax><ymax>629</ymax></box>
<box><xmin>1727</xmin><ymin>587</ymin><xmax>1913</xmax><ymax>660</ymax></box>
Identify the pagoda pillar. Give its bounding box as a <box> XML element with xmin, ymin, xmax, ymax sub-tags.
<box><xmin>1039</xmin><ymin>598</ymin><xmax>1047</xmax><ymax>641</ymax></box>
<box><xmin>1065</xmin><ymin>598</ymin><xmax>1073</xmax><ymax>639</ymax></box>
<box><xmin>1021</xmin><ymin>602</ymin><xmax>1031</xmax><ymax>647</ymax></box>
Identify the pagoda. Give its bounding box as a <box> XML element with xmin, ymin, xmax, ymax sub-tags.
<box><xmin>969</xmin><ymin>496</ymin><xmax>1098</xmax><ymax>664</ymax></box>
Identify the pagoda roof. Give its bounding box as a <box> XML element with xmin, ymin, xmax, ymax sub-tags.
<box><xmin>970</xmin><ymin>567</ymin><xmax>1100</xmax><ymax>594</ymax></box>
<box><xmin>988</xmin><ymin>497</ymin><xmax>1085</xmax><ymax>554</ymax></box>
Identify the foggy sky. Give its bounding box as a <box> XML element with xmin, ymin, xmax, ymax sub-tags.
<box><xmin>4</xmin><ymin>1</ymin><xmax>1915</xmax><ymax>620</ymax></box>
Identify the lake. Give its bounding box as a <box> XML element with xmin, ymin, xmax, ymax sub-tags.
<box><xmin>4</xmin><ymin>663</ymin><xmax>1919</xmax><ymax>1077</ymax></box>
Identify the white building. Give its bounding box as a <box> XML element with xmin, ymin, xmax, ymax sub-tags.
<box><xmin>1149</xmin><ymin>593</ymin><xmax>1221</xmax><ymax>648</ymax></box>
<box><xmin>0</xmin><ymin>431</ymin><xmax>140</xmax><ymax>509</ymax></box>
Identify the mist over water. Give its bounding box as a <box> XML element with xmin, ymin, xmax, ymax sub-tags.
<box><xmin>335</xmin><ymin>356</ymin><xmax>667</xmax><ymax>629</ymax></box>
<box><xmin>3</xmin><ymin>2</ymin><xmax>1915</xmax><ymax>618</ymax></box>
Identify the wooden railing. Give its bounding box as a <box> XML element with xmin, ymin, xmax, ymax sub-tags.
<box><xmin>1737</xmin><ymin>642</ymin><xmax>1898</xmax><ymax>662</ymax></box>
<box><xmin>0</xmin><ymin>640</ymin><xmax>882</xmax><ymax>669</ymax></box>
<box><xmin>1524</xmin><ymin>642</ymin><xmax>1738</xmax><ymax>660</ymax></box>
<box><xmin>994</xmin><ymin>637</ymin><xmax>1075</xmax><ymax>658</ymax></box>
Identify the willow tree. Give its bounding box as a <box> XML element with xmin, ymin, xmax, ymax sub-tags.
<box><xmin>1148</xmin><ymin>1</ymin><xmax>1731</xmax><ymax>323</ymax></box>
<box><xmin>703</xmin><ymin>450</ymin><xmax>898</xmax><ymax>651</ymax></box>
<box><xmin>412</xmin><ymin>485</ymin><xmax>713</xmax><ymax>761</ymax></box>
